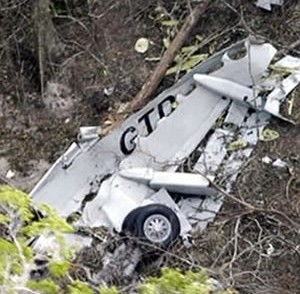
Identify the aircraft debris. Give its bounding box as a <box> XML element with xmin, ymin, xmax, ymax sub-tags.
<box><xmin>262</xmin><ymin>156</ymin><xmax>273</xmax><ymax>164</ymax></box>
<box><xmin>256</xmin><ymin>0</ymin><xmax>283</xmax><ymax>11</ymax></box>
<box><xmin>30</xmin><ymin>38</ymin><xmax>300</xmax><ymax>275</ymax></box>
<box><xmin>119</xmin><ymin>168</ymin><xmax>213</xmax><ymax>195</ymax></box>
<box><xmin>262</xmin><ymin>156</ymin><xmax>288</xmax><ymax>168</ymax></box>
<box><xmin>5</xmin><ymin>169</ymin><xmax>15</xmax><ymax>179</ymax></box>
<box><xmin>77</xmin><ymin>126</ymin><xmax>102</xmax><ymax>142</ymax></box>
<box><xmin>272</xmin><ymin>158</ymin><xmax>288</xmax><ymax>168</ymax></box>
<box><xmin>103</xmin><ymin>86</ymin><xmax>115</xmax><ymax>97</ymax></box>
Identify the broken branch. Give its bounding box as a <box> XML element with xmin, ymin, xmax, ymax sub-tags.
<box><xmin>127</xmin><ymin>0</ymin><xmax>211</xmax><ymax>113</ymax></box>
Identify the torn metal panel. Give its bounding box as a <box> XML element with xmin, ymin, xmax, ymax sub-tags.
<box><xmin>264</xmin><ymin>56</ymin><xmax>300</xmax><ymax>118</ymax></box>
<box><xmin>194</xmin><ymin>129</ymin><xmax>231</xmax><ymax>177</ymax></box>
<box><xmin>179</xmin><ymin>196</ymin><xmax>223</xmax><ymax>230</ymax></box>
<box><xmin>137</xmin><ymin>87</ymin><xmax>229</xmax><ymax>166</ymax></box>
<box><xmin>212</xmin><ymin>41</ymin><xmax>277</xmax><ymax>86</ymax></box>
<box><xmin>256</xmin><ymin>0</ymin><xmax>284</xmax><ymax>11</ymax></box>
<box><xmin>77</xmin><ymin>126</ymin><xmax>102</xmax><ymax>142</ymax></box>
<box><xmin>218</xmin><ymin>111</ymin><xmax>270</xmax><ymax>193</ymax></box>
<box><xmin>211</xmin><ymin>41</ymin><xmax>276</xmax><ymax>126</ymax></box>
<box><xmin>224</xmin><ymin>102</ymin><xmax>249</xmax><ymax>126</ymax></box>
<box><xmin>194</xmin><ymin>72</ymin><xmax>298</xmax><ymax>124</ymax></box>
<box><xmin>79</xmin><ymin>174</ymin><xmax>154</xmax><ymax>230</ymax></box>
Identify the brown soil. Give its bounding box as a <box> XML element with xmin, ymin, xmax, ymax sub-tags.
<box><xmin>0</xmin><ymin>0</ymin><xmax>300</xmax><ymax>292</ymax></box>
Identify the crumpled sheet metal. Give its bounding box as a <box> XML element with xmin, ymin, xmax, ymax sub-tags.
<box><xmin>30</xmin><ymin>38</ymin><xmax>300</xmax><ymax>237</ymax></box>
<box><xmin>256</xmin><ymin>0</ymin><xmax>283</xmax><ymax>11</ymax></box>
<box><xmin>264</xmin><ymin>56</ymin><xmax>300</xmax><ymax>118</ymax></box>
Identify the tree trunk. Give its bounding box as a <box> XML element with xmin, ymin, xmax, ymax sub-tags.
<box><xmin>33</xmin><ymin>0</ymin><xmax>64</xmax><ymax>99</ymax></box>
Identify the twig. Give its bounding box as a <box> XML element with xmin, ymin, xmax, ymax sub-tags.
<box><xmin>207</xmin><ymin>177</ymin><xmax>300</xmax><ymax>228</ymax></box>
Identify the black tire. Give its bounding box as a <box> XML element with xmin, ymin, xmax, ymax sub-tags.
<box><xmin>121</xmin><ymin>206</ymin><xmax>141</xmax><ymax>234</ymax></box>
<box><xmin>135</xmin><ymin>204</ymin><xmax>181</xmax><ymax>248</ymax></box>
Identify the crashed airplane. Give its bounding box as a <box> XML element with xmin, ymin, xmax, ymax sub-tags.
<box><xmin>30</xmin><ymin>38</ymin><xmax>300</xmax><ymax>249</ymax></box>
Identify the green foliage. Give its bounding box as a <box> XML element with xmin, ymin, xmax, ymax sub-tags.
<box><xmin>49</xmin><ymin>260</ymin><xmax>71</xmax><ymax>278</ymax></box>
<box><xmin>27</xmin><ymin>279</ymin><xmax>59</xmax><ymax>294</ymax></box>
<box><xmin>21</xmin><ymin>203</ymin><xmax>73</xmax><ymax>238</ymax></box>
<box><xmin>0</xmin><ymin>185</ymin><xmax>73</xmax><ymax>291</ymax></box>
<box><xmin>0</xmin><ymin>238</ymin><xmax>33</xmax><ymax>280</ymax></box>
<box><xmin>68</xmin><ymin>280</ymin><xmax>94</xmax><ymax>294</ymax></box>
<box><xmin>0</xmin><ymin>213</ymin><xmax>11</xmax><ymax>224</ymax></box>
<box><xmin>139</xmin><ymin>268</ymin><xmax>235</xmax><ymax>294</ymax></box>
<box><xmin>0</xmin><ymin>185</ymin><xmax>73</xmax><ymax>239</ymax></box>
<box><xmin>0</xmin><ymin>185</ymin><xmax>33</xmax><ymax>222</ymax></box>
<box><xmin>100</xmin><ymin>285</ymin><xmax>120</xmax><ymax>294</ymax></box>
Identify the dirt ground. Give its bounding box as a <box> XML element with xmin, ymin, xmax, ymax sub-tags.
<box><xmin>0</xmin><ymin>0</ymin><xmax>300</xmax><ymax>293</ymax></box>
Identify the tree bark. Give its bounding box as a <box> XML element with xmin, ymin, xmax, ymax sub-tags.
<box><xmin>33</xmin><ymin>0</ymin><xmax>64</xmax><ymax>98</ymax></box>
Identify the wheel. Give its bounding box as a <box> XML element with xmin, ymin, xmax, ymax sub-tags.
<box><xmin>121</xmin><ymin>206</ymin><xmax>141</xmax><ymax>234</ymax></box>
<box><xmin>135</xmin><ymin>204</ymin><xmax>180</xmax><ymax>248</ymax></box>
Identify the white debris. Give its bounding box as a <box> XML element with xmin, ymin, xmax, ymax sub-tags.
<box><xmin>262</xmin><ymin>156</ymin><xmax>272</xmax><ymax>164</ymax></box>
<box><xmin>256</xmin><ymin>0</ymin><xmax>283</xmax><ymax>11</ymax></box>
<box><xmin>266</xmin><ymin>243</ymin><xmax>275</xmax><ymax>256</ymax></box>
<box><xmin>104</xmin><ymin>86</ymin><xmax>115</xmax><ymax>97</ymax></box>
<box><xmin>5</xmin><ymin>169</ymin><xmax>15</xmax><ymax>179</ymax></box>
<box><xmin>134</xmin><ymin>38</ymin><xmax>149</xmax><ymax>53</ymax></box>
<box><xmin>77</xmin><ymin>126</ymin><xmax>102</xmax><ymax>142</ymax></box>
<box><xmin>31</xmin><ymin>232</ymin><xmax>62</xmax><ymax>260</ymax></box>
<box><xmin>272</xmin><ymin>158</ymin><xmax>288</xmax><ymax>168</ymax></box>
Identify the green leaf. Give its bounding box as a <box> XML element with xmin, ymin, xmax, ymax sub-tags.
<box><xmin>227</xmin><ymin>140</ymin><xmax>248</xmax><ymax>151</ymax></box>
<box><xmin>161</xmin><ymin>20</ymin><xmax>179</xmax><ymax>27</ymax></box>
<box><xmin>0</xmin><ymin>186</ymin><xmax>33</xmax><ymax>222</ymax></box>
<box><xmin>259</xmin><ymin>128</ymin><xmax>280</xmax><ymax>142</ymax></box>
<box><xmin>100</xmin><ymin>285</ymin><xmax>119</xmax><ymax>294</ymax></box>
<box><xmin>68</xmin><ymin>280</ymin><xmax>94</xmax><ymax>294</ymax></box>
<box><xmin>27</xmin><ymin>279</ymin><xmax>59</xmax><ymax>294</ymax></box>
<box><xmin>195</xmin><ymin>35</ymin><xmax>204</xmax><ymax>42</ymax></box>
<box><xmin>0</xmin><ymin>213</ymin><xmax>11</xmax><ymax>224</ymax></box>
<box><xmin>181</xmin><ymin>45</ymin><xmax>198</xmax><ymax>54</ymax></box>
<box><xmin>49</xmin><ymin>260</ymin><xmax>71</xmax><ymax>278</ymax></box>
<box><xmin>21</xmin><ymin>203</ymin><xmax>73</xmax><ymax>237</ymax></box>
<box><xmin>166</xmin><ymin>54</ymin><xmax>208</xmax><ymax>75</ymax></box>
<box><xmin>139</xmin><ymin>267</ymin><xmax>213</xmax><ymax>294</ymax></box>
<box><xmin>163</xmin><ymin>37</ymin><xmax>170</xmax><ymax>49</ymax></box>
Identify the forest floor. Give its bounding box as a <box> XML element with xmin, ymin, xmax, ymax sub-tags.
<box><xmin>0</xmin><ymin>0</ymin><xmax>300</xmax><ymax>293</ymax></box>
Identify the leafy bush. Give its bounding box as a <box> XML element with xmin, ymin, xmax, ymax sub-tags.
<box><xmin>0</xmin><ymin>185</ymin><xmax>74</xmax><ymax>292</ymax></box>
<box><xmin>139</xmin><ymin>267</ymin><xmax>236</xmax><ymax>294</ymax></box>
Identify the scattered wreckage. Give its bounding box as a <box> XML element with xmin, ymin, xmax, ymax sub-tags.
<box><xmin>30</xmin><ymin>38</ymin><xmax>300</xmax><ymax>280</ymax></box>
<box><xmin>255</xmin><ymin>0</ymin><xmax>284</xmax><ymax>11</ymax></box>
